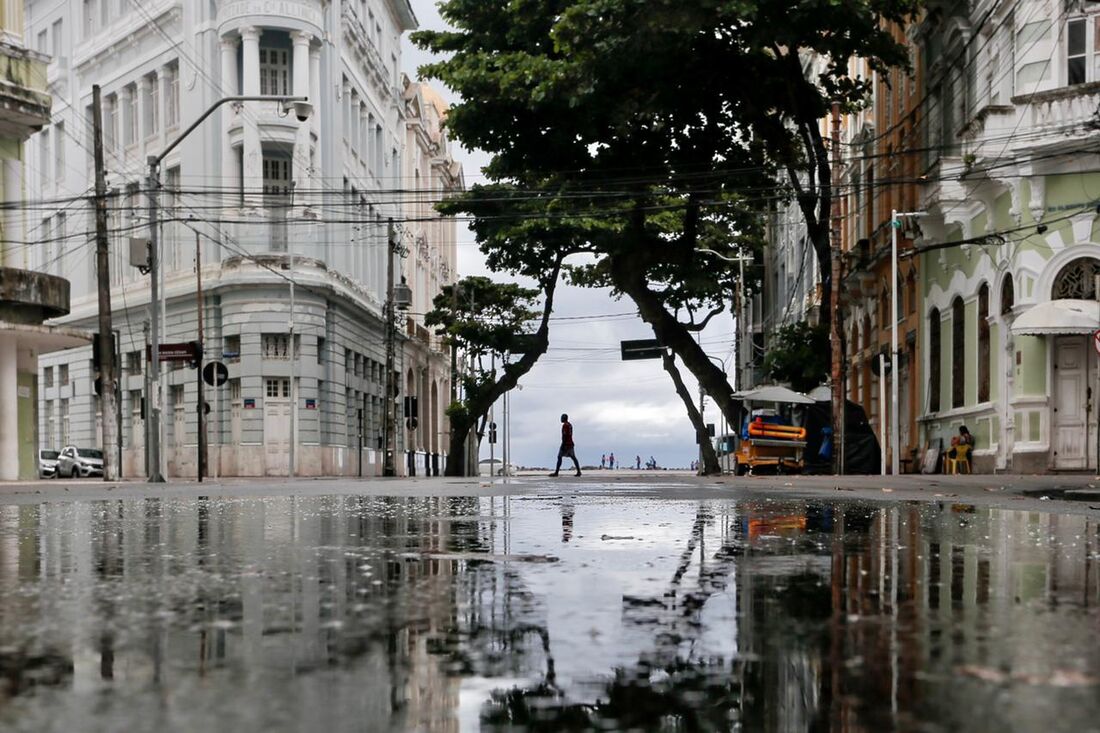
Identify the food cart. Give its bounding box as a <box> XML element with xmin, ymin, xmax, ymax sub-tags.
<box><xmin>731</xmin><ymin>386</ymin><xmax>814</xmax><ymax>476</ymax></box>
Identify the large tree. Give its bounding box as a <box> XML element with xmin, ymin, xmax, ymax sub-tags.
<box><xmin>415</xmin><ymin>0</ymin><xmax>915</xmax><ymax>445</ymax></box>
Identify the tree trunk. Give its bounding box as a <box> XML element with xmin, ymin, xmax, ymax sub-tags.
<box><xmin>444</xmin><ymin>416</ymin><xmax>473</xmax><ymax>477</ymax></box>
<box><xmin>661</xmin><ymin>351</ymin><xmax>721</xmax><ymax>475</ymax></box>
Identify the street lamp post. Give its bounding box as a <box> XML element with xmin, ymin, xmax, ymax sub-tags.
<box><xmin>145</xmin><ymin>95</ymin><xmax>310</xmax><ymax>482</ymax></box>
<box><xmin>890</xmin><ymin>210</ymin><xmax>925</xmax><ymax>476</ymax></box>
<box><xmin>698</xmin><ymin>247</ymin><xmax>752</xmax><ymax>390</ymax></box>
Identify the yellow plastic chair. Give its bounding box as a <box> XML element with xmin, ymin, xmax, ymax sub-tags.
<box><xmin>945</xmin><ymin>443</ymin><xmax>972</xmax><ymax>475</ymax></box>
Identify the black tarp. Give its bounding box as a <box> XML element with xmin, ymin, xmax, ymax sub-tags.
<box><xmin>803</xmin><ymin>399</ymin><xmax>882</xmax><ymax>475</ymax></box>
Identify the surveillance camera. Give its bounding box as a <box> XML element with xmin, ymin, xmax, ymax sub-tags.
<box><xmin>282</xmin><ymin>99</ymin><xmax>313</xmax><ymax>122</ymax></box>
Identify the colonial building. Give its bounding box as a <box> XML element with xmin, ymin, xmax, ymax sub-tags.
<box><xmin>838</xmin><ymin>25</ymin><xmax>926</xmax><ymax>473</ymax></box>
<box><xmin>915</xmin><ymin>0</ymin><xmax>1100</xmax><ymax>472</ymax></box>
<box><xmin>400</xmin><ymin>77</ymin><xmax>462</xmax><ymax>476</ymax></box>
<box><xmin>0</xmin><ymin>0</ymin><xmax>88</xmax><ymax>480</ymax></box>
<box><xmin>25</xmin><ymin>0</ymin><xmax>459</xmax><ymax>477</ymax></box>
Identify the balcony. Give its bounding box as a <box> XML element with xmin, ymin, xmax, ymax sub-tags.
<box><xmin>0</xmin><ymin>267</ymin><xmax>69</xmax><ymax>324</ymax></box>
<box><xmin>0</xmin><ymin>42</ymin><xmax>49</xmax><ymax>139</ymax></box>
<box><xmin>1014</xmin><ymin>83</ymin><xmax>1100</xmax><ymax>135</ymax></box>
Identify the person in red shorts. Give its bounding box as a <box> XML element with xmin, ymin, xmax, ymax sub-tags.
<box><xmin>550</xmin><ymin>413</ymin><xmax>582</xmax><ymax>477</ymax></box>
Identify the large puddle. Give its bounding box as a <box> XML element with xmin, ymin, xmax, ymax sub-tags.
<box><xmin>0</xmin><ymin>494</ymin><xmax>1097</xmax><ymax>731</ymax></box>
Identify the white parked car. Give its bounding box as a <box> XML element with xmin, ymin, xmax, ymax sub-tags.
<box><xmin>56</xmin><ymin>447</ymin><xmax>104</xmax><ymax>478</ymax></box>
<box><xmin>38</xmin><ymin>449</ymin><xmax>60</xmax><ymax>479</ymax></box>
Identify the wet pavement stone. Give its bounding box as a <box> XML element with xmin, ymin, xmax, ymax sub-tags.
<box><xmin>0</xmin><ymin>475</ymin><xmax>1098</xmax><ymax>731</ymax></box>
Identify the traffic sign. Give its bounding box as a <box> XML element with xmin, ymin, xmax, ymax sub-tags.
<box><xmin>1094</xmin><ymin>328</ymin><xmax>1100</xmax><ymax>356</ymax></box>
<box><xmin>620</xmin><ymin>338</ymin><xmax>664</xmax><ymax>361</ymax></box>
<box><xmin>203</xmin><ymin>360</ymin><xmax>229</xmax><ymax>387</ymax></box>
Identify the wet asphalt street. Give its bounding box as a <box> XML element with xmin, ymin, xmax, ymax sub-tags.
<box><xmin>1</xmin><ymin>474</ymin><xmax>1099</xmax><ymax>732</ymax></box>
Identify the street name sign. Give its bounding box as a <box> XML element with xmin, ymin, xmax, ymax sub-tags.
<box><xmin>620</xmin><ymin>339</ymin><xmax>664</xmax><ymax>361</ymax></box>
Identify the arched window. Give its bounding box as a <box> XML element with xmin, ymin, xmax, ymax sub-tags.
<box><xmin>978</xmin><ymin>284</ymin><xmax>990</xmax><ymax>403</ymax></box>
<box><xmin>929</xmin><ymin>308</ymin><xmax>941</xmax><ymax>412</ymax></box>
<box><xmin>952</xmin><ymin>296</ymin><xmax>965</xmax><ymax>408</ymax></box>
<box><xmin>1001</xmin><ymin>275</ymin><xmax>1014</xmax><ymax>315</ymax></box>
<box><xmin>1052</xmin><ymin>257</ymin><xmax>1100</xmax><ymax>300</ymax></box>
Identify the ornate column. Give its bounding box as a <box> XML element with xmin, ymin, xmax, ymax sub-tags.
<box><xmin>137</xmin><ymin>74</ymin><xmax>152</xmax><ymax>156</ymax></box>
<box><xmin>220</xmin><ymin>36</ymin><xmax>239</xmax><ymax>211</ymax></box>
<box><xmin>158</xmin><ymin>65</ymin><xmax>170</xmax><ymax>144</ymax></box>
<box><xmin>120</xmin><ymin>85</ymin><xmax>133</xmax><ymax>148</ymax></box>
<box><xmin>290</xmin><ymin>31</ymin><xmax>312</xmax><ymax>200</ymax></box>
<box><xmin>0</xmin><ymin>344</ymin><xmax>16</xmax><ymax>481</ymax></box>
<box><xmin>239</xmin><ymin>26</ymin><xmax>262</xmax><ymax>200</ymax></box>
<box><xmin>309</xmin><ymin>45</ymin><xmax>321</xmax><ymax>149</ymax></box>
<box><xmin>360</xmin><ymin>105</ymin><xmax>370</xmax><ymax>173</ymax></box>
<box><xmin>2</xmin><ymin>157</ymin><xmax>22</xmax><ymax>268</ymax></box>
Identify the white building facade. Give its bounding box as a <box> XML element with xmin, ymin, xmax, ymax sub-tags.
<box><xmin>26</xmin><ymin>0</ymin><xmax>458</xmax><ymax>477</ymax></box>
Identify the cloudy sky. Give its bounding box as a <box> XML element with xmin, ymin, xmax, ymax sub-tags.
<box><xmin>403</xmin><ymin>2</ymin><xmax>736</xmax><ymax>469</ymax></box>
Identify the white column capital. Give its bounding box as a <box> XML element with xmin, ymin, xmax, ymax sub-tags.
<box><xmin>290</xmin><ymin>30</ymin><xmax>313</xmax><ymax>47</ymax></box>
<box><xmin>220</xmin><ymin>35</ymin><xmax>240</xmax><ymax>51</ymax></box>
<box><xmin>239</xmin><ymin>26</ymin><xmax>261</xmax><ymax>43</ymax></box>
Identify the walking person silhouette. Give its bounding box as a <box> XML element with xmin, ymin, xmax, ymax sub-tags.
<box><xmin>550</xmin><ymin>413</ymin><xmax>582</xmax><ymax>477</ymax></box>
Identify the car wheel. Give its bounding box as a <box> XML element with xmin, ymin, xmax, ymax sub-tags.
<box><xmin>71</xmin><ymin>467</ymin><xmax>78</xmax><ymax>479</ymax></box>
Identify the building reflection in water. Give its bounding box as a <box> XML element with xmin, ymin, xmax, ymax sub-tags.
<box><xmin>480</xmin><ymin>502</ymin><xmax>1100</xmax><ymax>732</ymax></box>
<box><xmin>0</xmin><ymin>496</ymin><xmax>1097</xmax><ymax>731</ymax></box>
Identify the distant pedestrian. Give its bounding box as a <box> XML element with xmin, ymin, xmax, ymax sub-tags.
<box><xmin>601</xmin><ymin>454</ymin><xmax>607</xmax><ymax>469</ymax></box>
<box><xmin>609</xmin><ymin>452</ymin><xmax>615</xmax><ymax>470</ymax></box>
<box><xmin>550</xmin><ymin>413</ymin><xmax>581</xmax><ymax>477</ymax></box>
<box><xmin>635</xmin><ymin>455</ymin><xmax>641</xmax><ymax>470</ymax></box>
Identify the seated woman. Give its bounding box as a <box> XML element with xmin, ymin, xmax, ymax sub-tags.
<box><xmin>945</xmin><ymin>426</ymin><xmax>974</xmax><ymax>473</ymax></box>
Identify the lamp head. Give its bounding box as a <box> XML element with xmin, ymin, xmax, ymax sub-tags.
<box><xmin>282</xmin><ymin>99</ymin><xmax>313</xmax><ymax>122</ymax></box>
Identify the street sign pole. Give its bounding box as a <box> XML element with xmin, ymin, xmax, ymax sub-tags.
<box><xmin>196</xmin><ymin>231</ymin><xmax>205</xmax><ymax>483</ymax></box>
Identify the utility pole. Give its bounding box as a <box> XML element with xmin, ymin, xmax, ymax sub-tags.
<box><xmin>383</xmin><ymin>218</ymin><xmax>397</xmax><ymax>477</ymax></box>
<box><xmin>289</xmin><ymin>226</ymin><xmax>297</xmax><ymax>478</ymax></box>
<box><xmin>503</xmin><ymin>388</ymin><xmax>509</xmax><ymax>477</ymax></box>
<box><xmin>143</xmin><ymin>320</ymin><xmax>150</xmax><ymax>476</ymax></box>
<box><xmin>146</xmin><ymin>157</ymin><xmax>165</xmax><ymax>482</ymax></box>
<box><xmin>91</xmin><ymin>85</ymin><xmax>118</xmax><ymax>482</ymax></box>
<box><xmin>829</xmin><ymin>101</ymin><xmax>846</xmax><ymax>476</ymax></box>
<box><xmin>450</xmin><ymin>281</ymin><xmax>459</xmax><ymax>404</ymax></box>
<box><xmin>195</xmin><ymin>231</ymin><xmax>205</xmax><ymax>482</ymax></box>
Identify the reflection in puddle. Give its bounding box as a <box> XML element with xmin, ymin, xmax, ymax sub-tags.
<box><xmin>0</xmin><ymin>495</ymin><xmax>1097</xmax><ymax>731</ymax></box>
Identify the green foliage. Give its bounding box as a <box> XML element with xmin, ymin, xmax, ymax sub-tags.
<box><xmin>414</xmin><ymin>0</ymin><xmax>917</xmax><ymax>325</ymax></box>
<box><xmin>427</xmin><ymin>275</ymin><xmax>541</xmax><ymax>360</ymax></box>
<box><xmin>427</xmin><ymin>275</ymin><xmax>544</xmax><ymax>434</ymax></box>
<box><xmin>444</xmin><ymin>400</ymin><xmax>469</xmax><ymax>426</ymax></box>
<box><xmin>762</xmin><ymin>322</ymin><xmax>830</xmax><ymax>393</ymax></box>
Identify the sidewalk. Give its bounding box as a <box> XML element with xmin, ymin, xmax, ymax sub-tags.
<box><xmin>1</xmin><ymin>471</ymin><xmax>1097</xmax><ymax>515</ymax></box>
